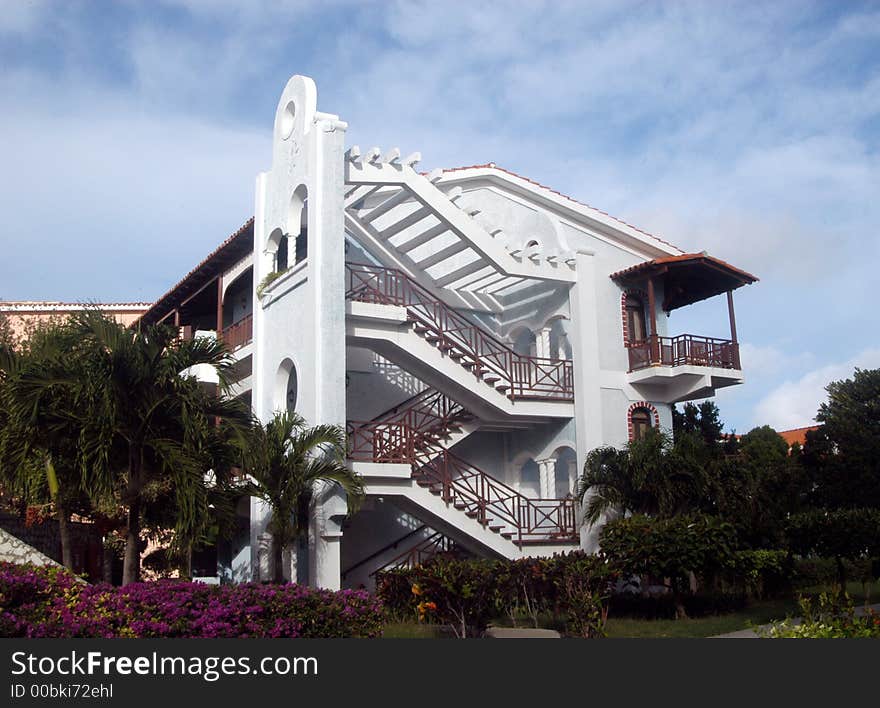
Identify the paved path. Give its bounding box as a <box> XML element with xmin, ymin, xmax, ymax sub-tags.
<box><xmin>713</xmin><ymin>602</ymin><xmax>880</xmax><ymax>638</ymax></box>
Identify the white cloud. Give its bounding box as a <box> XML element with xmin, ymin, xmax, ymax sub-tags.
<box><xmin>752</xmin><ymin>349</ymin><xmax>880</xmax><ymax>431</ymax></box>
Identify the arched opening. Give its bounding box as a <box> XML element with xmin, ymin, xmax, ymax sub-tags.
<box><xmin>552</xmin><ymin>447</ymin><xmax>578</xmax><ymax>498</ymax></box>
<box><xmin>625</xmin><ymin>293</ymin><xmax>648</xmax><ymax>343</ymax></box>
<box><xmin>510</xmin><ymin>326</ymin><xmax>537</xmax><ymax>357</ymax></box>
<box><xmin>547</xmin><ymin>317</ymin><xmax>572</xmax><ymax>360</ymax></box>
<box><xmin>518</xmin><ymin>459</ymin><xmax>540</xmax><ymax>498</ymax></box>
<box><xmin>222</xmin><ymin>268</ymin><xmax>254</xmax><ymax>329</ymax></box>
<box><xmin>275</xmin><ymin>358</ymin><xmax>298</xmax><ymax>413</ymax></box>
<box><xmin>630</xmin><ymin>406</ymin><xmax>655</xmax><ymax>441</ymax></box>
<box><xmin>289</xmin><ymin>185</ymin><xmax>309</xmax><ymax>265</ymax></box>
<box><xmin>266</xmin><ymin>228</ymin><xmax>287</xmax><ymax>275</ymax></box>
<box><xmin>285</xmin><ymin>367</ymin><xmax>298</xmax><ymax>412</ymax></box>
<box><xmin>276</xmin><ymin>234</ymin><xmax>289</xmax><ymax>272</ymax></box>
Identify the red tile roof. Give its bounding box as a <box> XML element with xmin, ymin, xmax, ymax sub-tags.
<box><xmin>438</xmin><ymin>163</ymin><xmax>683</xmax><ymax>252</ymax></box>
<box><xmin>778</xmin><ymin>426</ymin><xmax>818</xmax><ymax>448</ymax></box>
<box><xmin>0</xmin><ymin>302</ymin><xmax>151</xmax><ymax>310</ymax></box>
<box><xmin>138</xmin><ymin>217</ymin><xmax>254</xmax><ymax>325</ymax></box>
<box><xmin>609</xmin><ymin>253</ymin><xmax>759</xmax><ymax>284</ymax></box>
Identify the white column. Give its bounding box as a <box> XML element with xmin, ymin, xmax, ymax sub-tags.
<box><xmin>537</xmin><ymin>458</ymin><xmax>555</xmax><ymax>499</ymax></box>
<box><xmin>536</xmin><ymin>327</ymin><xmax>552</xmax><ymax>359</ymax></box>
<box><xmin>257</xmin><ymin>532</ymin><xmax>272</xmax><ymax>583</ymax></box>
<box><xmin>314</xmin><ymin>532</ymin><xmax>342</xmax><ymax>590</ymax></box>
<box><xmin>569</xmin><ymin>249</ymin><xmax>604</xmax><ymax>552</ymax></box>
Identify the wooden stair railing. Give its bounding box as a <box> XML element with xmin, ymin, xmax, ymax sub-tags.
<box><xmin>371</xmin><ymin>530</ymin><xmax>462</xmax><ymax>575</ymax></box>
<box><xmin>345</xmin><ymin>262</ymin><xmax>574</xmax><ymax>401</ymax></box>
<box><xmin>348</xmin><ymin>399</ymin><xmax>577</xmax><ymax>546</ymax></box>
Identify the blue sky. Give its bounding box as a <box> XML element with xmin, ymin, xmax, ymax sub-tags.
<box><xmin>1</xmin><ymin>0</ymin><xmax>878</xmax><ymax>434</ymax></box>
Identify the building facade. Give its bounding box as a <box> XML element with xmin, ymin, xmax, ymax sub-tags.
<box><xmin>139</xmin><ymin>75</ymin><xmax>757</xmax><ymax>590</ymax></box>
<box><xmin>0</xmin><ymin>302</ymin><xmax>150</xmax><ymax>345</ymax></box>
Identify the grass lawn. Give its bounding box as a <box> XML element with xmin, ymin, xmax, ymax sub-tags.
<box><xmin>382</xmin><ymin>622</ymin><xmax>446</xmax><ymax>638</ymax></box>
<box><xmin>604</xmin><ymin>597</ymin><xmax>797</xmax><ymax>638</ymax></box>
<box><xmin>606</xmin><ymin>582</ymin><xmax>874</xmax><ymax>637</ymax></box>
<box><xmin>382</xmin><ymin>582</ymin><xmax>875</xmax><ymax>638</ymax></box>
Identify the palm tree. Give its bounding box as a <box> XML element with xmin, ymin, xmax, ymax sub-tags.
<box><xmin>0</xmin><ymin>321</ymin><xmax>97</xmax><ymax>571</ymax></box>
<box><xmin>240</xmin><ymin>412</ymin><xmax>365</xmax><ymax>584</ymax></box>
<box><xmin>17</xmin><ymin>309</ymin><xmax>251</xmax><ymax>585</ymax></box>
<box><xmin>577</xmin><ymin>427</ymin><xmax>698</xmax><ymax>525</ymax></box>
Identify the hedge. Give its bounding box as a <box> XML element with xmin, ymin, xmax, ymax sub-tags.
<box><xmin>0</xmin><ymin>562</ymin><xmax>383</xmax><ymax>638</ymax></box>
<box><xmin>377</xmin><ymin>552</ymin><xmax>614</xmax><ymax>638</ymax></box>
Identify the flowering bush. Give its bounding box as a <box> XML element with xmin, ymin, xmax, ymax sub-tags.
<box><xmin>377</xmin><ymin>552</ymin><xmax>613</xmax><ymax>638</ymax></box>
<box><xmin>0</xmin><ymin>562</ymin><xmax>383</xmax><ymax>638</ymax></box>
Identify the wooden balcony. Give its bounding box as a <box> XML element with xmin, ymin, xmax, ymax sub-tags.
<box><xmin>221</xmin><ymin>314</ymin><xmax>253</xmax><ymax>351</ymax></box>
<box><xmin>627</xmin><ymin>334</ymin><xmax>740</xmax><ymax>372</ymax></box>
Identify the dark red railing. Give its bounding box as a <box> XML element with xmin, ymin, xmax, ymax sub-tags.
<box><xmin>348</xmin><ymin>389</ymin><xmax>468</xmax><ymax>463</ymax></box>
<box><xmin>345</xmin><ymin>263</ymin><xmax>574</xmax><ymax>400</ymax></box>
<box><xmin>221</xmin><ymin>314</ymin><xmax>253</xmax><ymax>351</ymax></box>
<box><xmin>627</xmin><ymin>333</ymin><xmax>740</xmax><ymax>372</ymax></box>
<box><xmin>347</xmin><ymin>389</ymin><xmax>577</xmax><ymax>545</ymax></box>
<box><xmin>415</xmin><ymin>447</ymin><xmax>577</xmax><ymax>545</ymax></box>
<box><xmin>372</xmin><ymin>530</ymin><xmax>460</xmax><ymax>575</ymax></box>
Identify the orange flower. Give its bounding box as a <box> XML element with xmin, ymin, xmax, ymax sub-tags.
<box><xmin>411</xmin><ymin>584</ymin><xmax>422</xmax><ymax>596</ymax></box>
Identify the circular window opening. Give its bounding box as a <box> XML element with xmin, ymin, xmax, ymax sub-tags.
<box><xmin>280</xmin><ymin>100</ymin><xmax>296</xmax><ymax>140</ymax></box>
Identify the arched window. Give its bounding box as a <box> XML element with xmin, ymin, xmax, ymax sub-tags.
<box><xmin>630</xmin><ymin>406</ymin><xmax>654</xmax><ymax>441</ymax></box>
<box><xmin>276</xmin><ymin>235</ymin><xmax>289</xmax><ymax>272</ymax></box>
<box><xmin>553</xmin><ymin>447</ymin><xmax>578</xmax><ymax>498</ymax></box>
<box><xmin>285</xmin><ymin>366</ymin><xmax>298</xmax><ymax>412</ymax></box>
<box><xmin>275</xmin><ymin>358</ymin><xmax>298</xmax><ymax>413</ymax></box>
<box><xmin>289</xmin><ymin>185</ymin><xmax>308</xmax><ymax>265</ymax></box>
<box><xmin>625</xmin><ymin>294</ymin><xmax>647</xmax><ymax>343</ymax></box>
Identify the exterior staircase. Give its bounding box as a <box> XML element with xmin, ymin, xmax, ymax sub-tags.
<box><xmin>372</xmin><ymin>528</ymin><xmax>464</xmax><ymax>575</ymax></box>
<box><xmin>343</xmin><ymin>147</ymin><xmax>576</xmax><ymax>307</ymax></box>
<box><xmin>347</xmin><ymin>388</ymin><xmax>579</xmax><ymax>558</ymax></box>
<box><xmin>345</xmin><ymin>262</ymin><xmax>574</xmax><ymax>420</ymax></box>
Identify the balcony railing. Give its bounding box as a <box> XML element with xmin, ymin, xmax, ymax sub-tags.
<box><xmin>221</xmin><ymin>314</ymin><xmax>253</xmax><ymax>351</ymax></box>
<box><xmin>346</xmin><ymin>263</ymin><xmax>574</xmax><ymax>400</ymax></box>
<box><xmin>627</xmin><ymin>334</ymin><xmax>740</xmax><ymax>372</ymax></box>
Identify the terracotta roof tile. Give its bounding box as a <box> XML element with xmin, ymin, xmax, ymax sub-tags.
<box><xmin>138</xmin><ymin>217</ymin><xmax>254</xmax><ymax>325</ymax></box>
<box><xmin>778</xmin><ymin>426</ymin><xmax>818</xmax><ymax>448</ymax></box>
<box><xmin>609</xmin><ymin>253</ymin><xmax>759</xmax><ymax>284</ymax></box>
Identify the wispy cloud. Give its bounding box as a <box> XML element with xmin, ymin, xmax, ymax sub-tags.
<box><xmin>752</xmin><ymin>349</ymin><xmax>880</xmax><ymax>430</ymax></box>
<box><xmin>0</xmin><ymin>0</ymin><xmax>876</xmax><ymax>431</ymax></box>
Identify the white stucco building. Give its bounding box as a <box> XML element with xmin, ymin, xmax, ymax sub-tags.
<box><xmin>138</xmin><ymin>76</ymin><xmax>757</xmax><ymax>590</ymax></box>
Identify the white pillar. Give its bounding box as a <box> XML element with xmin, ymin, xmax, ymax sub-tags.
<box><xmin>257</xmin><ymin>532</ymin><xmax>272</xmax><ymax>583</ymax></box>
<box><xmin>536</xmin><ymin>327</ymin><xmax>552</xmax><ymax>359</ymax></box>
<box><xmin>537</xmin><ymin>458</ymin><xmax>555</xmax><ymax>499</ymax></box>
<box><xmin>314</xmin><ymin>533</ymin><xmax>342</xmax><ymax>590</ymax></box>
<box><xmin>569</xmin><ymin>249</ymin><xmax>604</xmax><ymax>552</ymax></box>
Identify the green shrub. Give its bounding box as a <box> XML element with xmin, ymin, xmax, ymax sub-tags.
<box><xmin>791</xmin><ymin>556</ymin><xmax>873</xmax><ymax>589</ymax></box>
<box><xmin>608</xmin><ymin>592</ymin><xmax>748</xmax><ymax>620</ymax></box>
<box><xmin>376</xmin><ymin>552</ymin><xmax>613</xmax><ymax>638</ymax></box>
<box><xmin>786</xmin><ymin>509</ymin><xmax>880</xmax><ymax>588</ymax></box>
<box><xmin>763</xmin><ymin>592</ymin><xmax>880</xmax><ymax>638</ymax></box>
<box><xmin>599</xmin><ymin>514</ymin><xmax>736</xmax><ymax>618</ymax></box>
<box><xmin>726</xmin><ymin>549</ymin><xmax>791</xmax><ymax>599</ymax></box>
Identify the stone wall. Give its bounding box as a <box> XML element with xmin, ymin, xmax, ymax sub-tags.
<box><xmin>0</xmin><ymin>526</ymin><xmax>59</xmax><ymax>567</ymax></box>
